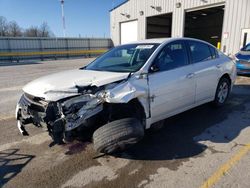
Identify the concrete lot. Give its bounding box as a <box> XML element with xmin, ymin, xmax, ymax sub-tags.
<box><xmin>0</xmin><ymin>59</ymin><xmax>250</xmax><ymax>188</ymax></box>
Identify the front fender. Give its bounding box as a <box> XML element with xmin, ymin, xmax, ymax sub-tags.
<box><xmin>103</xmin><ymin>78</ymin><xmax>150</xmax><ymax>119</ymax></box>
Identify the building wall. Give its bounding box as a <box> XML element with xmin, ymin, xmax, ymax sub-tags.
<box><xmin>222</xmin><ymin>0</ymin><xmax>250</xmax><ymax>54</ymax></box>
<box><xmin>110</xmin><ymin>0</ymin><xmax>250</xmax><ymax>55</ymax></box>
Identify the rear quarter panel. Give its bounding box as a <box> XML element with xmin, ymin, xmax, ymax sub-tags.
<box><xmin>219</xmin><ymin>53</ymin><xmax>237</xmax><ymax>88</ymax></box>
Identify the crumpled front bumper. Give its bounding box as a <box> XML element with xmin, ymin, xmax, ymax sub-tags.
<box><xmin>16</xmin><ymin>93</ymin><xmax>103</xmax><ymax>144</ymax></box>
<box><xmin>16</xmin><ymin>94</ymin><xmax>47</xmax><ymax>136</ymax></box>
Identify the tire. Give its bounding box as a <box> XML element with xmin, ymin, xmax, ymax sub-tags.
<box><xmin>93</xmin><ymin>118</ymin><xmax>144</xmax><ymax>154</ymax></box>
<box><xmin>213</xmin><ymin>77</ymin><xmax>231</xmax><ymax>107</ymax></box>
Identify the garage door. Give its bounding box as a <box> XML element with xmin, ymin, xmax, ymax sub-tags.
<box><xmin>120</xmin><ymin>20</ymin><xmax>138</xmax><ymax>44</ymax></box>
<box><xmin>146</xmin><ymin>13</ymin><xmax>172</xmax><ymax>39</ymax></box>
<box><xmin>184</xmin><ymin>6</ymin><xmax>224</xmax><ymax>47</ymax></box>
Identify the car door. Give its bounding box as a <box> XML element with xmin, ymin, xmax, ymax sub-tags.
<box><xmin>148</xmin><ymin>40</ymin><xmax>196</xmax><ymax>123</ymax></box>
<box><xmin>186</xmin><ymin>40</ymin><xmax>220</xmax><ymax>103</ymax></box>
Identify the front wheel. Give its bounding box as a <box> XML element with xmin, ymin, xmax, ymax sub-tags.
<box><xmin>213</xmin><ymin>77</ymin><xmax>231</xmax><ymax>107</ymax></box>
<box><xmin>93</xmin><ymin>118</ymin><xmax>144</xmax><ymax>154</ymax></box>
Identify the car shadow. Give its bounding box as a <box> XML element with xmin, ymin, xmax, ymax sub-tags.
<box><xmin>237</xmin><ymin>74</ymin><xmax>250</xmax><ymax>78</ymax></box>
<box><xmin>116</xmin><ymin>84</ymin><xmax>250</xmax><ymax>161</ymax></box>
<box><xmin>0</xmin><ymin>149</ymin><xmax>35</xmax><ymax>187</ymax></box>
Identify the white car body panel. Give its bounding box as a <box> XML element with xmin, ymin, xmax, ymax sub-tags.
<box><xmin>23</xmin><ymin>69</ymin><xmax>129</xmax><ymax>101</ymax></box>
<box><xmin>148</xmin><ymin>64</ymin><xmax>196</xmax><ymax>123</ymax></box>
<box><xmin>17</xmin><ymin>37</ymin><xmax>237</xmax><ymax>134</ymax></box>
<box><xmin>192</xmin><ymin>58</ymin><xmax>221</xmax><ymax>103</ymax></box>
<box><xmin>104</xmin><ymin>75</ymin><xmax>150</xmax><ymax>118</ymax></box>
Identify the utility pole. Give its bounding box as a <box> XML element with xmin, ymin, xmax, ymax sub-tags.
<box><xmin>60</xmin><ymin>0</ymin><xmax>66</xmax><ymax>37</ymax></box>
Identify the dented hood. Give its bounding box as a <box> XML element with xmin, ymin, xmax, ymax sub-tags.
<box><xmin>23</xmin><ymin>69</ymin><xmax>129</xmax><ymax>101</ymax></box>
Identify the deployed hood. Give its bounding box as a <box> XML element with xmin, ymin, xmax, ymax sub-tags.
<box><xmin>23</xmin><ymin>69</ymin><xmax>130</xmax><ymax>101</ymax></box>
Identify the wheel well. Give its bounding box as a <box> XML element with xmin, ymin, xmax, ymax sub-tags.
<box><xmin>104</xmin><ymin>99</ymin><xmax>146</xmax><ymax>124</ymax></box>
<box><xmin>220</xmin><ymin>74</ymin><xmax>231</xmax><ymax>86</ymax></box>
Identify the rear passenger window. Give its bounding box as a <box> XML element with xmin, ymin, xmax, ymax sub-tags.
<box><xmin>209</xmin><ymin>46</ymin><xmax>219</xmax><ymax>59</ymax></box>
<box><xmin>188</xmin><ymin>41</ymin><xmax>213</xmax><ymax>63</ymax></box>
<box><xmin>154</xmin><ymin>41</ymin><xmax>189</xmax><ymax>72</ymax></box>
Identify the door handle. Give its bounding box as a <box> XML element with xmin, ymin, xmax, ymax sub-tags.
<box><xmin>186</xmin><ymin>73</ymin><xmax>195</xmax><ymax>79</ymax></box>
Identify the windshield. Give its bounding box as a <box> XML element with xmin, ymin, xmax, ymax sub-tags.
<box><xmin>85</xmin><ymin>43</ymin><xmax>159</xmax><ymax>72</ymax></box>
<box><xmin>242</xmin><ymin>43</ymin><xmax>250</xmax><ymax>51</ymax></box>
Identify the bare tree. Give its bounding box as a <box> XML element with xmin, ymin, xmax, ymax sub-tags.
<box><xmin>0</xmin><ymin>17</ymin><xmax>55</xmax><ymax>37</ymax></box>
<box><xmin>24</xmin><ymin>26</ymin><xmax>39</xmax><ymax>37</ymax></box>
<box><xmin>39</xmin><ymin>22</ymin><xmax>50</xmax><ymax>37</ymax></box>
<box><xmin>0</xmin><ymin>16</ymin><xmax>9</xmax><ymax>36</ymax></box>
<box><xmin>24</xmin><ymin>23</ymin><xmax>54</xmax><ymax>37</ymax></box>
<box><xmin>8</xmin><ymin>21</ymin><xmax>22</xmax><ymax>37</ymax></box>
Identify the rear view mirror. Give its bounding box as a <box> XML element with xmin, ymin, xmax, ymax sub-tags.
<box><xmin>127</xmin><ymin>49</ymin><xmax>135</xmax><ymax>54</ymax></box>
<box><xmin>114</xmin><ymin>51</ymin><xmax>122</xmax><ymax>57</ymax></box>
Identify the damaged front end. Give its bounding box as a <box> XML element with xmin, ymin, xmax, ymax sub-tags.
<box><xmin>16</xmin><ymin>85</ymin><xmax>107</xmax><ymax>145</ymax></box>
<box><xmin>16</xmin><ymin>73</ymin><xmax>149</xmax><ymax>146</ymax></box>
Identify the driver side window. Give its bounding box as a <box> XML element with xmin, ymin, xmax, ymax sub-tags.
<box><xmin>153</xmin><ymin>41</ymin><xmax>189</xmax><ymax>72</ymax></box>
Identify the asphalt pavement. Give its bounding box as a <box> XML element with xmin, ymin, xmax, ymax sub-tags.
<box><xmin>0</xmin><ymin>59</ymin><xmax>250</xmax><ymax>188</ymax></box>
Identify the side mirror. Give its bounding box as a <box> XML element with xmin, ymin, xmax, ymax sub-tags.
<box><xmin>150</xmin><ymin>64</ymin><xmax>160</xmax><ymax>73</ymax></box>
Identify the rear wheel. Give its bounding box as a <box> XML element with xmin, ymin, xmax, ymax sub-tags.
<box><xmin>93</xmin><ymin>118</ymin><xmax>144</xmax><ymax>154</ymax></box>
<box><xmin>213</xmin><ymin>77</ymin><xmax>231</xmax><ymax>107</ymax></box>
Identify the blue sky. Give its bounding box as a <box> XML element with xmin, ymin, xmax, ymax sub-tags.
<box><xmin>0</xmin><ymin>0</ymin><xmax>126</xmax><ymax>37</ymax></box>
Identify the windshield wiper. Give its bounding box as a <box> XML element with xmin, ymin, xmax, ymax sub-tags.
<box><xmin>79</xmin><ymin>66</ymin><xmax>86</xmax><ymax>70</ymax></box>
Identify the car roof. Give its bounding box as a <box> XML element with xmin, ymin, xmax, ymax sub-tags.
<box><xmin>126</xmin><ymin>37</ymin><xmax>214</xmax><ymax>46</ymax></box>
<box><xmin>132</xmin><ymin>38</ymin><xmax>171</xmax><ymax>44</ymax></box>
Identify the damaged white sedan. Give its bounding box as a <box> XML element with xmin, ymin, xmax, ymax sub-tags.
<box><xmin>16</xmin><ymin>38</ymin><xmax>237</xmax><ymax>154</ymax></box>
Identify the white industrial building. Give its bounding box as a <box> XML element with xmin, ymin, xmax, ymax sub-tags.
<box><xmin>110</xmin><ymin>0</ymin><xmax>250</xmax><ymax>55</ymax></box>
